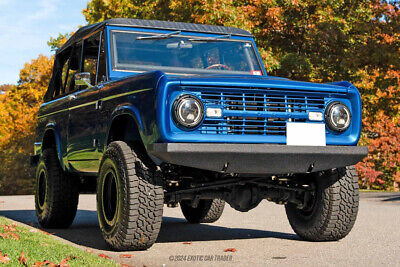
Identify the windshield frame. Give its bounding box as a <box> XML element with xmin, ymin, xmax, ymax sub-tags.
<box><xmin>107</xmin><ymin>26</ymin><xmax>266</xmax><ymax>77</ymax></box>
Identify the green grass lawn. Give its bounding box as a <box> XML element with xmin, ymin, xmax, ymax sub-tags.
<box><xmin>0</xmin><ymin>216</ymin><xmax>118</xmax><ymax>266</ymax></box>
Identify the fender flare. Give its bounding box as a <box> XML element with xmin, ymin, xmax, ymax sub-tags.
<box><xmin>42</xmin><ymin>123</ymin><xmax>65</xmax><ymax>170</ymax></box>
<box><xmin>104</xmin><ymin>104</ymin><xmax>145</xmax><ymax>150</ymax></box>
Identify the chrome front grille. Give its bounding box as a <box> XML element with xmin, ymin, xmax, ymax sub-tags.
<box><xmin>198</xmin><ymin>91</ymin><xmax>325</xmax><ymax>136</ymax></box>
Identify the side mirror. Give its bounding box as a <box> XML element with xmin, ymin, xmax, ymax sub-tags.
<box><xmin>74</xmin><ymin>72</ymin><xmax>92</xmax><ymax>87</ymax></box>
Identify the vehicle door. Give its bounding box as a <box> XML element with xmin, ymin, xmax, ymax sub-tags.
<box><xmin>67</xmin><ymin>32</ymin><xmax>103</xmax><ymax>173</ymax></box>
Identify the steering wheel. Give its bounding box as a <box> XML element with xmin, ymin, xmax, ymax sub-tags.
<box><xmin>206</xmin><ymin>64</ymin><xmax>231</xmax><ymax>70</ymax></box>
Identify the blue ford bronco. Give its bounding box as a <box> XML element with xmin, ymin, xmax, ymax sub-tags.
<box><xmin>32</xmin><ymin>18</ymin><xmax>368</xmax><ymax>250</ymax></box>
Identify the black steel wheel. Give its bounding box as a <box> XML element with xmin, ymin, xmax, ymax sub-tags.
<box><xmin>98</xmin><ymin>165</ymin><xmax>120</xmax><ymax>234</ymax></box>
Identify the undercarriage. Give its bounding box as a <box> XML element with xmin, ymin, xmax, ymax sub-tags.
<box><xmin>162</xmin><ymin>165</ymin><xmax>315</xmax><ymax>212</ymax></box>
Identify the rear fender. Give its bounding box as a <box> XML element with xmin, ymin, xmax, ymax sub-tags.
<box><xmin>39</xmin><ymin>123</ymin><xmax>65</xmax><ymax>170</ymax></box>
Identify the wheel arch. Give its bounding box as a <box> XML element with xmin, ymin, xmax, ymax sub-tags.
<box><xmin>41</xmin><ymin>123</ymin><xmax>65</xmax><ymax>170</ymax></box>
<box><xmin>105</xmin><ymin>105</ymin><xmax>148</xmax><ymax>158</ymax></box>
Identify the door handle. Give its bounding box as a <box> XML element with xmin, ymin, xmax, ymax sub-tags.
<box><xmin>68</xmin><ymin>94</ymin><xmax>76</xmax><ymax>100</ymax></box>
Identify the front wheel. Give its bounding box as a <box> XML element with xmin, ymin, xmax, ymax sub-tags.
<box><xmin>97</xmin><ymin>141</ymin><xmax>164</xmax><ymax>251</ymax></box>
<box><xmin>285</xmin><ymin>165</ymin><xmax>359</xmax><ymax>241</ymax></box>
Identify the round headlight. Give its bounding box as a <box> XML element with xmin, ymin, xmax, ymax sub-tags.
<box><xmin>173</xmin><ymin>95</ymin><xmax>204</xmax><ymax>129</ymax></box>
<box><xmin>325</xmin><ymin>102</ymin><xmax>351</xmax><ymax>132</ymax></box>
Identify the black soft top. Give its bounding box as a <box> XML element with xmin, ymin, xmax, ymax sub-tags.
<box><xmin>57</xmin><ymin>18</ymin><xmax>253</xmax><ymax>55</ymax></box>
<box><xmin>45</xmin><ymin>19</ymin><xmax>253</xmax><ymax>101</ymax></box>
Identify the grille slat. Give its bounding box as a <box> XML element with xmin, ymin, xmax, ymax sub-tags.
<box><xmin>198</xmin><ymin>90</ymin><xmax>325</xmax><ymax>136</ymax></box>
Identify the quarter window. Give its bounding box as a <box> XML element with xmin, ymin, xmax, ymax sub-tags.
<box><xmin>97</xmin><ymin>32</ymin><xmax>107</xmax><ymax>84</ymax></box>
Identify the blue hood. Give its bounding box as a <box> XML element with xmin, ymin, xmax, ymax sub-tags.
<box><xmin>175</xmin><ymin>74</ymin><xmax>349</xmax><ymax>94</ymax></box>
<box><xmin>109</xmin><ymin>71</ymin><xmax>351</xmax><ymax>94</ymax></box>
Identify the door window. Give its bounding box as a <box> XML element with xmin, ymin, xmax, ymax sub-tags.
<box><xmin>63</xmin><ymin>43</ymin><xmax>82</xmax><ymax>94</ymax></box>
<box><xmin>82</xmin><ymin>33</ymin><xmax>101</xmax><ymax>86</ymax></box>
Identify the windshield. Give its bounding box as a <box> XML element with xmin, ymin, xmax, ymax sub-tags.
<box><xmin>110</xmin><ymin>30</ymin><xmax>264</xmax><ymax>75</ymax></box>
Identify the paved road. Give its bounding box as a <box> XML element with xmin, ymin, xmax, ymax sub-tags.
<box><xmin>1</xmin><ymin>192</ymin><xmax>400</xmax><ymax>267</ymax></box>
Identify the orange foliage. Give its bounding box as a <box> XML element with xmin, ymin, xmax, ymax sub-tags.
<box><xmin>0</xmin><ymin>55</ymin><xmax>53</xmax><ymax>194</ymax></box>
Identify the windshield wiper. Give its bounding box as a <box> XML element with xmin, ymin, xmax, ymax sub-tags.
<box><xmin>188</xmin><ymin>34</ymin><xmax>231</xmax><ymax>42</ymax></box>
<box><xmin>136</xmin><ymin>31</ymin><xmax>181</xmax><ymax>40</ymax></box>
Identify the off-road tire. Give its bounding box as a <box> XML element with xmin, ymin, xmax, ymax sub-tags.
<box><xmin>180</xmin><ymin>199</ymin><xmax>225</xmax><ymax>223</ymax></box>
<box><xmin>285</xmin><ymin>165</ymin><xmax>359</xmax><ymax>241</ymax></box>
<box><xmin>35</xmin><ymin>148</ymin><xmax>79</xmax><ymax>228</ymax></box>
<box><xmin>97</xmin><ymin>141</ymin><xmax>164</xmax><ymax>251</ymax></box>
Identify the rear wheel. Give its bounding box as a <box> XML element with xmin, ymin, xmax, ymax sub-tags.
<box><xmin>180</xmin><ymin>199</ymin><xmax>225</xmax><ymax>223</ymax></box>
<box><xmin>35</xmin><ymin>148</ymin><xmax>79</xmax><ymax>228</ymax></box>
<box><xmin>97</xmin><ymin>141</ymin><xmax>164</xmax><ymax>250</ymax></box>
<box><xmin>285</xmin><ymin>165</ymin><xmax>359</xmax><ymax>241</ymax></box>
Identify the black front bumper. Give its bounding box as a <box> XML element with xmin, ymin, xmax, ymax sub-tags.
<box><xmin>148</xmin><ymin>143</ymin><xmax>368</xmax><ymax>174</ymax></box>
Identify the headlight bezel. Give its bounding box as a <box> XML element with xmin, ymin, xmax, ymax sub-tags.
<box><xmin>325</xmin><ymin>101</ymin><xmax>352</xmax><ymax>133</ymax></box>
<box><xmin>172</xmin><ymin>94</ymin><xmax>205</xmax><ymax>130</ymax></box>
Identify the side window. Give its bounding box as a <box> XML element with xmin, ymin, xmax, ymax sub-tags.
<box><xmin>82</xmin><ymin>33</ymin><xmax>100</xmax><ymax>86</ymax></box>
<box><xmin>63</xmin><ymin>44</ymin><xmax>82</xmax><ymax>94</ymax></box>
<box><xmin>50</xmin><ymin>50</ymin><xmax>71</xmax><ymax>99</ymax></box>
<box><xmin>47</xmin><ymin>31</ymin><xmax>106</xmax><ymax>100</ymax></box>
<box><xmin>61</xmin><ymin>58</ymin><xmax>70</xmax><ymax>93</ymax></box>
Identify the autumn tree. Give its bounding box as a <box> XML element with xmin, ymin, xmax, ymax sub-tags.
<box><xmin>0</xmin><ymin>55</ymin><xmax>53</xmax><ymax>194</ymax></box>
<box><xmin>48</xmin><ymin>33</ymin><xmax>72</xmax><ymax>51</ymax></box>
<box><xmin>0</xmin><ymin>84</ymin><xmax>13</xmax><ymax>93</ymax></box>
<box><xmin>0</xmin><ymin>31</ymin><xmax>70</xmax><ymax>194</ymax></box>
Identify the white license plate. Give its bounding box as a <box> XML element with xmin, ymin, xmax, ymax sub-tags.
<box><xmin>286</xmin><ymin>122</ymin><xmax>326</xmax><ymax>146</ymax></box>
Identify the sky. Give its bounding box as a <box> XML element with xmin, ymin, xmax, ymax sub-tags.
<box><xmin>0</xmin><ymin>0</ymin><xmax>88</xmax><ymax>84</ymax></box>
